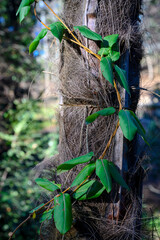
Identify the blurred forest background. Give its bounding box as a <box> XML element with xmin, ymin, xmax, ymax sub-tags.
<box><xmin>0</xmin><ymin>0</ymin><xmax>159</xmax><ymax>239</ymax></box>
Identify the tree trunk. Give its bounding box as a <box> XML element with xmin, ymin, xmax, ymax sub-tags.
<box><xmin>40</xmin><ymin>0</ymin><xmax>143</xmax><ymax>239</ymax></box>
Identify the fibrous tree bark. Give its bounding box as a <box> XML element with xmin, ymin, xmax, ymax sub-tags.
<box><xmin>40</xmin><ymin>0</ymin><xmax>143</xmax><ymax>239</ymax></box>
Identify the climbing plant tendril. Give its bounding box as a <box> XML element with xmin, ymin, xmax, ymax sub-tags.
<box><xmin>9</xmin><ymin>1</ymin><xmax>149</xmax><ymax>239</ymax></box>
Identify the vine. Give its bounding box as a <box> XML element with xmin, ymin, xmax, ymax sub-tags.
<box><xmin>10</xmin><ymin>0</ymin><xmax>149</xmax><ymax>239</ymax></box>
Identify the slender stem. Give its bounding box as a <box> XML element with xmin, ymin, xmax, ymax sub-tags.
<box><xmin>43</xmin><ymin>0</ymin><xmax>81</xmax><ymax>44</ymax></box>
<box><xmin>63</xmin><ymin>36</ymin><xmax>101</xmax><ymax>60</ymax></box>
<box><xmin>34</xmin><ymin>3</ymin><xmax>50</xmax><ymax>30</ymax></box>
<box><xmin>114</xmin><ymin>80</ymin><xmax>122</xmax><ymax>110</ymax></box>
<box><xmin>9</xmin><ymin>215</ymin><xmax>32</xmax><ymax>240</ymax></box>
<box><xmin>99</xmin><ymin>121</ymin><xmax>120</xmax><ymax>160</ymax></box>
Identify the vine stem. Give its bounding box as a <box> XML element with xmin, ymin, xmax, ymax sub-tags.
<box><xmin>10</xmin><ymin>2</ymin><xmax>123</xmax><ymax>238</ymax></box>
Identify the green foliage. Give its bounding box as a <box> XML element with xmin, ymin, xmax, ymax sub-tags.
<box><xmin>71</xmin><ymin>162</ymin><xmax>96</xmax><ymax>187</ymax></box>
<box><xmin>103</xmin><ymin>34</ymin><xmax>119</xmax><ymax>47</ymax></box>
<box><xmin>29</xmin><ymin>29</ymin><xmax>48</xmax><ymax>53</ymax></box>
<box><xmin>96</xmin><ymin>159</ymin><xmax>112</xmax><ymax>193</ymax></box>
<box><xmin>49</xmin><ymin>22</ymin><xmax>66</xmax><ymax>42</ymax></box>
<box><xmin>54</xmin><ymin>194</ymin><xmax>72</xmax><ymax>234</ymax></box>
<box><xmin>74</xmin><ymin>25</ymin><xmax>102</xmax><ymax>41</ymax></box>
<box><xmin>57</xmin><ymin>152</ymin><xmax>94</xmax><ymax>174</ymax></box>
<box><xmin>108</xmin><ymin>162</ymin><xmax>129</xmax><ymax>190</ymax></box>
<box><xmin>35</xmin><ymin>178</ymin><xmax>60</xmax><ymax>192</ymax></box>
<box><xmin>100</xmin><ymin>57</ymin><xmax>114</xmax><ymax>85</ymax></box>
<box><xmin>16</xmin><ymin>0</ymin><xmax>34</xmax><ymax>23</ymax></box>
<box><xmin>40</xmin><ymin>209</ymin><xmax>54</xmax><ymax>223</ymax></box>
<box><xmin>73</xmin><ymin>180</ymin><xmax>105</xmax><ymax>200</ymax></box>
<box><xmin>86</xmin><ymin>107</ymin><xmax>116</xmax><ymax>124</ymax></box>
<box><xmin>114</xmin><ymin>65</ymin><xmax>131</xmax><ymax>95</ymax></box>
<box><xmin>29</xmin><ymin>203</ymin><xmax>45</xmax><ymax>214</ymax></box>
<box><xmin>119</xmin><ymin>109</ymin><xmax>138</xmax><ymax>141</ymax></box>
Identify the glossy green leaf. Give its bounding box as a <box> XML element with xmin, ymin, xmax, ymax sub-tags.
<box><xmin>118</xmin><ymin>109</ymin><xmax>137</xmax><ymax>141</ymax></box>
<box><xmin>97</xmin><ymin>107</ymin><xmax>116</xmax><ymax>116</ymax></box>
<box><xmin>54</xmin><ymin>193</ymin><xmax>72</xmax><ymax>234</ymax></box>
<box><xmin>129</xmin><ymin>111</ymin><xmax>145</xmax><ymax>134</ymax></box>
<box><xmin>19</xmin><ymin>6</ymin><xmax>31</xmax><ymax>23</ymax></box>
<box><xmin>16</xmin><ymin>0</ymin><xmax>34</xmax><ymax>16</ymax></box>
<box><xmin>86</xmin><ymin>181</ymin><xmax>105</xmax><ymax>199</ymax></box>
<box><xmin>103</xmin><ymin>34</ymin><xmax>119</xmax><ymax>47</ymax></box>
<box><xmin>37</xmin><ymin>29</ymin><xmax>48</xmax><ymax>40</ymax></box>
<box><xmin>100</xmin><ymin>57</ymin><xmax>114</xmax><ymax>85</ymax></box>
<box><xmin>29</xmin><ymin>40</ymin><xmax>40</xmax><ymax>54</ymax></box>
<box><xmin>29</xmin><ymin>203</ymin><xmax>45</xmax><ymax>213</ymax></box>
<box><xmin>35</xmin><ymin>178</ymin><xmax>60</xmax><ymax>192</ymax></box>
<box><xmin>49</xmin><ymin>22</ymin><xmax>65</xmax><ymax>42</ymax></box>
<box><xmin>110</xmin><ymin>50</ymin><xmax>120</xmax><ymax>62</ymax></box>
<box><xmin>86</xmin><ymin>107</ymin><xmax>116</xmax><ymax>124</ymax></box>
<box><xmin>57</xmin><ymin>152</ymin><xmax>94</xmax><ymax>174</ymax></box>
<box><xmin>40</xmin><ymin>209</ymin><xmax>54</xmax><ymax>223</ymax></box>
<box><xmin>71</xmin><ymin>162</ymin><xmax>96</xmax><ymax>187</ymax></box>
<box><xmin>98</xmin><ymin>47</ymin><xmax>110</xmax><ymax>57</ymax></box>
<box><xmin>96</xmin><ymin>159</ymin><xmax>112</xmax><ymax>193</ymax></box>
<box><xmin>108</xmin><ymin>162</ymin><xmax>129</xmax><ymax>190</ymax></box>
<box><xmin>73</xmin><ymin>180</ymin><xmax>96</xmax><ymax>200</ymax></box>
<box><xmin>114</xmin><ymin>65</ymin><xmax>130</xmax><ymax>95</ymax></box>
<box><xmin>74</xmin><ymin>26</ymin><xmax>102</xmax><ymax>41</ymax></box>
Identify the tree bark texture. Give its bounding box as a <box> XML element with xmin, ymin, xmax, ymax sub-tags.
<box><xmin>40</xmin><ymin>0</ymin><xmax>143</xmax><ymax>239</ymax></box>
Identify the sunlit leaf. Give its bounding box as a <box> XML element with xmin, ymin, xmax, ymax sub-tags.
<box><xmin>57</xmin><ymin>152</ymin><xmax>94</xmax><ymax>174</ymax></box>
<box><xmin>98</xmin><ymin>47</ymin><xmax>110</xmax><ymax>57</ymax></box>
<box><xmin>16</xmin><ymin>0</ymin><xmax>34</xmax><ymax>16</ymax></box>
<box><xmin>49</xmin><ymin>22</ymin><xmax>65</xmax><ymax>42</ymax></box>
<box><xmin>54</xmin><ymin>194</ymin><xmax>72</xmax><ymax>234</ymax></box>
<box><xmin>71</xmin><ymin>162</ymin><xmax>96</xmax><ymax>187</ymax></box>
<box><xmin>96</xmin><ymin>159</ymin><xmax>112</xmax><ymax>193</ymax></box>
<box><xmin>86</xmin><ymin>107</ymin><xmax>116</xmax><ymax>124</ymax></box>
<box><xmin>103</xmin><ymin>34</ymin><xmax>119</xmax><ymax>47</ymax></box>
<box><xmin>29</xmin><ymin>40</ymin><xmax>39</xmax><ymax>54</ymax></box>
<box><xmin>74</xmin><ymin>26</ymin><xmax>102</xmax><ymax>41</ymax></box>
<box><xmin>35</xmin><ymin>178</ymin><xmax>60</xmax><ymax>192</ymax></box>
<box><xmin>118</xmin><ymin>109</ymin><xmax>137</xmax><ymax>141</ymax></box>
<box><xmin>114</xmin><ymin>65</ymin><xmax>130</xmax><ymax>95</ymax></box>
<box><xmin>100</xmin><ymin>57</ymin><xmax>113</xmax><ymax>85</ymax></box>
<box><xmin>19</xmin><ymin>6</ymin><xmax>31</xmax><ymax>23</ymax></box>
<box><xmin>108</xmin><ymin>162</ymin><xmax>129</xmax><ymax>190</ymax></box>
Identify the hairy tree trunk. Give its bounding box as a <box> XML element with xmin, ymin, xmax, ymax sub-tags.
<box><xmin>39</xmin><ymin>1</ymin><xmax>143</xmax><ymax>239</ymax></box>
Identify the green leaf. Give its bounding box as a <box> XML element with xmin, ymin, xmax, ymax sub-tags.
<box><xmin>85</xmin><ymin>112</ymin><xmax>99</xmax><ymax>125</ymax></box>
<box><xmin>97</xmin><ymin>107</ymin><xmax>116</xmax><ymax>116</ymax></box>
<box><xmin>86</xmin><ymin>181</ymin><xmax>105</xmax><ymax>199</ymax></box>
<box><xmin>49</xmin><ymin>22</ymin><xmax>65</xmax><ymax>42</ymax></box>
<box><xmin>96</xmin><ymin>159</ymin><xmax>112</xmax><ymax>193</ymax></box>
<box><xmin>108</xmin><ymin>162</ymin><xmax>129</xmax><ymax>190</ymax></box>
<box><xmin>98</xmin><ymin>47</ymin><xmax>110</xmax><ymax>57</ymax></box>
<box><xmin>110</xmin><ymin>50</ymin><xmax>120</xmax><ymax>62</ymax></box>
<box><xmin>86</xmin><ymin>107</ymin><xmax>116</xmax><ymax>124</ymax></box>
<box><xmin>19</xmin><ymin>6</ymin><xmax>31</xmax><ymax>23</ymax></box>
<box><xmin>16</xmin><ymin>0</ymin><xmax>34</xmax><ymax>16</ymax></box>
<box><xmin>29</xmin><ymin>40</ymin><xmax>40</xmax><ymax>54</ymax></box>
<box><xmin>129</xmin><ymin>111</ymin><xmax>150</xmax><ymax>145</ymax></box>
<box><xmin>114</xmin><ymin>65</ymin><xmax>130</xmax><ymax>95</ymax></box>
<box><xmin>118</xmin><ymin>110</ymin><xmax>137</xmax><ymax>141</ymax></box>
<box><xmin>29</xmin><ymin>29</ymin><xmax>48</xmax><ymax>53</ymax></box>
<box><xmin>103</xmin><ymin>34</ymin><xmax>119</xmax><ymax>47</ymax></box>
<box><xmin>57</xmin><ymin>152</ymin><xmax>94</xmax><ymax>174</ymax></box>
<box><xmin>37</xmin><ymin>29</ymin><xmax>48</xmax><ymax>40</ymax></box>
<box><xmin>100</xmin><ymin>57</ymin><xmax>114</xmax><ymax>85</ymax></box>
<box><xmin>71</xmin><ymin>162</ymin><xmax>96</xmax><ymax>187</ymax></box>
<box><xmin>73</xmin><ymin>180</ymin><xmax>100</xmax><ymax>200</ymax></box>
<box><xmin>40</xmin><ymin>209</ymin><xmax>54</xmax><ymax>223</ymax></box>
<box><xmin>54</xmin><ymin>193</ymin><xmax>72</xmax><ymax>234</ymax></box>
<box><xmin>74</xmin><ymin>26</ymin><xmax>102</xmax><ymax>41</ymax></box>
<box><xmin>29</xmin><ymin>203</ymin><xmax>45</xmax><ymax>213</ymax></box>
<box><xmin>35</xmin><ymin>178</ymin><xmax>60</xmax><ymax>192</ymax></box>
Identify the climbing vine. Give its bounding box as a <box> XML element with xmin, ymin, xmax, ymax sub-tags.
<box><xmin>10</xmin><ymin>0</ymin><xmax>149</xmax><ymax>239</ymax></box>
